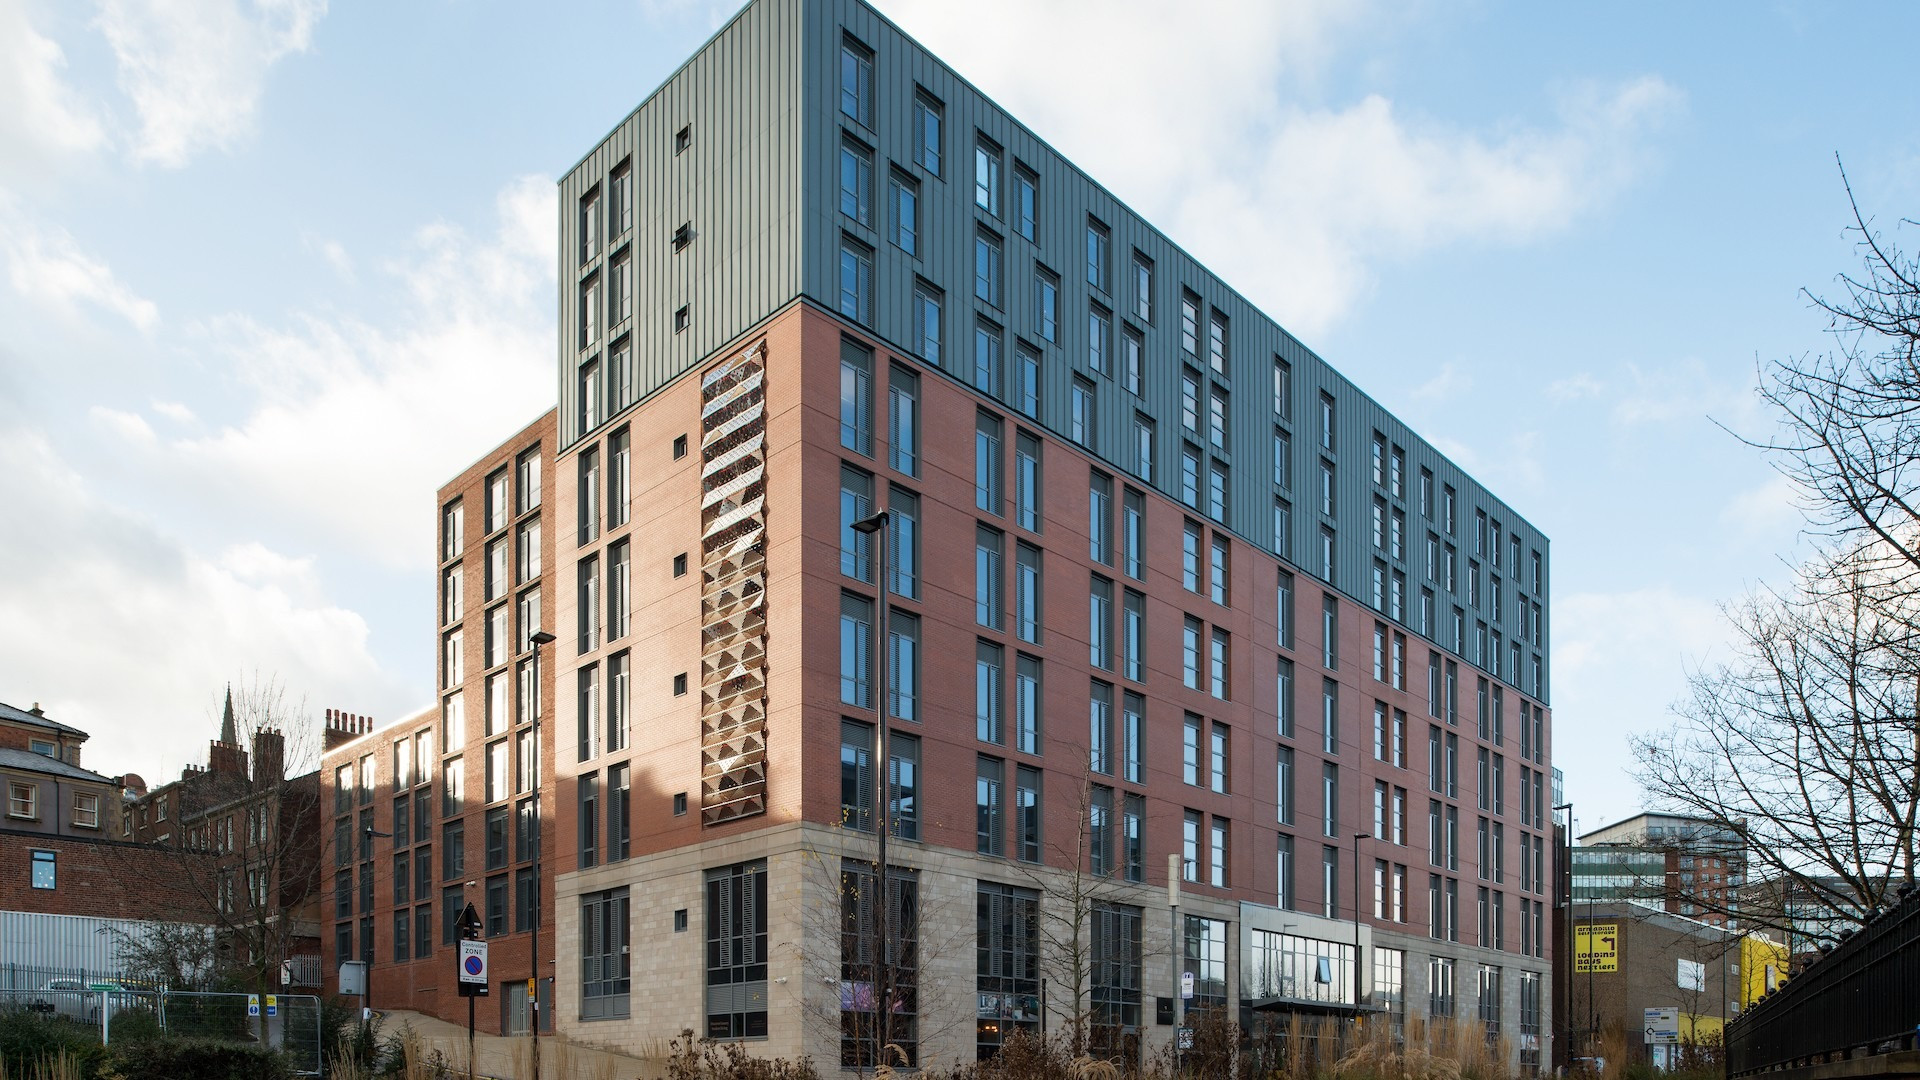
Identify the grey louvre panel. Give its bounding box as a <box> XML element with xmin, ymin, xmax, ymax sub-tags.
<box><xmin>706</xmin><ymin>981</ymin><xmax>768</xmax><ymax>1015</ymax></box>
<box><xmin>557</xmin><ymin>0</ymin><xmax>1550</xmax><ymax>701</ymax></box>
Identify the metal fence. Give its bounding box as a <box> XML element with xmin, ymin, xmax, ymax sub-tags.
<box><xmin>0</xmin><ymin>988</ymin><xmax>324</xmax><ymax>1076</ymax></box>
<box><xmin>1726</xmin><ymin>882</ymin><xmax>1920</xmax><ymax>1075</ymax></box>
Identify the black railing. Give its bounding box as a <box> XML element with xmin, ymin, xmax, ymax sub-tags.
<box><xmin>1726</xmin><ymin>882</ymin><xmax>1920</xmax><ymax>1076</ymax></box>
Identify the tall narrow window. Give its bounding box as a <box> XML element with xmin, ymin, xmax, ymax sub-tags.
<box><xmin>1089</xmin><ymin>575</ymin><xmax>1114</xmax><ymax>670</ymax></box>
<box><xmin>913</xmin><ymin>282</ymin><xmax>942</xmax><ymax>367</ymax></box>
<box><xmin>1089</xmin><ymin>680</ymin><xmax>1114</xmax><ymax>775</ymax></box>
<box><xmin>973</xmin><ymin>319</ymin><xmax>1003</xmax><ymax>398</ymax></box>
<box><xmin>974</xmin><ymin>136</ymin><xmax>1002</xmax><ymax>215</ymax></box>
<box><xmin>840</xmin><ymin>138</ymin><xmax>872</xmax><ymax>225</ymax></box>
<box><xmin>889</xmin><ymin>168</ymin><xmax>917</xmax><ymax>254</ymax></box>
<box><xmin>1015</xmin><ymin>542</ymin><xmax>1042</xmax><ymax>644</ymax></box>
<box><xmin>1124</xmin><ymin>329</ymin><xmax>1145</xmax><ymax>398</ymax></box>
<box><xmin>1088</xmin><ymin>305</ymin><xmax>1112</xmax><ymax>375</ymax></box>
<box><xmin>1070</xmin><ymin>377</ymin><xmax>1095</xmax><ymax>448</ymax></box>
<box><xmin>839</xmin><ymin>37</ymin><xmax>872</xmax><ymax>126</ymax></box>
<box><xmin>977</xmin><ymin>757</ymin><xmax>1004</xmax><ymax>856</ymax></box>
<box><xmin>889</xmin><ymin>486</ymin><xmax>919</xmax><ymax>600</ymax></box>
<box><xmin>1034</xmin><ymin>268</ymin><xmax>1059</xmax><ymax>342</ymax></box>
<box><xmin>975</xmin><ymin>412</ymin><xmax>1002</xmax><ymax>515</ymax></box>
<box><xmin>841</xmin><ymin>339</ymin><xmax>873</xmax><ymax>457</ymax></box>
<box><xmin>915</xmin><ymin>91</ymin><xmax>942</xmax><ymax>174</ymax></box>
<box><xmin>1014</xmin><ymin>164</ymin><xmax>1038</xmax><ymax>241</ymax></box>
<box><xmin>976</xmin><ymin>527</ymin><xmax>1004</xmax><ymax>630</ymax></box>
<box><xmin>974</xmin><ymin>228</ymin><xmax>1003</xmax><ymax>307</ymax></box>
<box><xmin>1014</xmin><ymin>346</ymin><xmax>1040</xmax><ymax>419</ymax></box>
<box><xmin>976</xmin><ymin>640</ymin><xmax>1004</xmax><ymax>745</ymax></box>
<box><xmin>888</xmin><ymin>365</ymin><xmax>918</xmax><ymax>477</ymax></box>
<box><xmin>838</xmin><ymin>235</ymin><xmax>873</xmax><ymax>325</ymax></box>
<box><xmin>1086</xmin><ymin>218</ymin><xmax>1111</xmax><ymax>293</ymax></box>
<box><xmin>1015</xmin><ymin>432</ymin><xmax>1041</xmax><ymax>532</ymax></box>
<box><xmin>1015</xmin><ymin>654</ymin><xmax>1043</xmax><ymax>754</ymax></box>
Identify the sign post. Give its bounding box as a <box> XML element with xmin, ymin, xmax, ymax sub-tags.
<box><xmin>1644</xmin><ymin>1006</ymin><xmax>1679</xmax><ymax>1046</ymax></box>
<box><xmin>456</xmin><ymin>902</ymin><xmax>488</xmax><ymax>1080</ymax></box>
<box><xmin>1574</xmin><ymin>923</ymin><xmax>1620</xmax><ymax>974</ymax></box>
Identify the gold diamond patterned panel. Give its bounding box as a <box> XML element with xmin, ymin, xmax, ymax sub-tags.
<box><xmin>698</xmin><ymin>345</ymin><xmax>769</xmax><ymax>825</ymax></box>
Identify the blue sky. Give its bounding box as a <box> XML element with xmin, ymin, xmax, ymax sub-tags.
<box><xmin>2</xmin><ymin>0</ymin><xmax>1915</xmax><ymax>833</ymax></box>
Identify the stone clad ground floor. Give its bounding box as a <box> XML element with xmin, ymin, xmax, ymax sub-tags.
<box><xmin>549</xmin><ymin>823</ymin><xmax>1552</xmax><ymax>1073</ymax></box>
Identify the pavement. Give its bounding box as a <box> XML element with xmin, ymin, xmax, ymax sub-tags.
<box><xmin>377</xmin><ymin>1009</ymin><xmax>665</xmax><ymax>1079</ymax></box>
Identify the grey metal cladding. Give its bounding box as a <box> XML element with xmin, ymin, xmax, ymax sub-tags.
<box><xmin>555</xmin><ymin>0</ymin><xmax>804</xmax><ymax>453</ymax></box>
<box><xmin>796</xmin><ymin>0</ymin><xmax>1550</xmax><ymax>702</ymax></box>
<box><xmin>552</xmin><ymin>0</ymin><xmax>1551</xmax><ymax>703</ymax></box>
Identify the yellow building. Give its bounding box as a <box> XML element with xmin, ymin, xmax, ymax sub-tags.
<box><xmin>1739</xmin><ymin>933</ymin><xmax>1790</xmax><ymax>1009</ymax></box>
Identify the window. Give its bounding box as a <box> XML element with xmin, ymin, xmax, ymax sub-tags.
<box><xmin>1088</xmin><ymin>903</ymin><xmax>1143</xmax><ymax>1060</ymax></box>
<box><xmin>975</xmin><ymin>228</ymin><xmax>1006</xmax><ymax>307</ymax></box>
<box><xmin>975</xmin><ymin>412</ymin><xmax>1002</xmax><ymax>514</ymax></box>
<box><xmin>8</xmin><ymin>781</ymin><xmax>37</xmax><ymax>820</ymax></box>
<box><xmin>1210</xmin><ymin>627</ymin><xmax>1230</xmax><ymax>698</ymax></box>
<box><xmin>1089</xmin><ymin>575</ymin><xmax>1114</xmax><ymax>670</ymax></box>
<box><xmin>30</xmin><ymin>850</ymin><xmax>54</xmax><ymax>890</ymax></box>
<box><xmin>1277</xmin><ymin>658</ymin><xmax>1296</xmax><ymax>739</ymax></box>
<box><xmin>840</xmin><ymin>466</ymin><xmax>875</xmax><ymax>583</ymax></box>
<box><xmin>1323</xmin><ymin>845</ymin><xmax>1339</xmax><ymax>917</ymax></box>
<box><xmin>1322</xmin><ymin>593</ymin><xmax>1339</xmax><ymax>670</ymax></box>
<box><xmin>1210</xmin><ymin>723</ymin><xmax>1230</xmax><ymax>794</ymax></box>
<box><xmin>976</xmin><ymin>641</ymin><xmax>1004</xmax><ymax>745</ymax></box>
<box><xmin>1089</xmin><ymin>470</ymin><xmax>1113</xmax><ymax>564</ymax></box>
<box><xmin>578</xmin><ymin>186</ymin><xmax>601</xmax><ymax>264</ymax></box>
<box><xmin>1210</xmin><ymin>535</ymin><xmax>1230</xmax><ymax>606</ymax></box>
<box><xmin>976</xmin><ymin>757</ymin><xmax>1004</xmax><ymax>856</ymax></box>
<box><xmin>1014</xmin><ymin>432</ymin><xmax>1041</xmax><ymax>532</ymax></box>
<box><xmin>914</xmin><ymin>91</ymin><xmax>941</xmax><ymax>174</ymax></box>
<box><xmin>578</xmin><ymin>275</ymin><xmax>600</xmax><ymax>351</ymax></box>
<box><xmin>1121</xmin><ymin>690</ymin><xmax>1145</xmax><ymax>783</ymax></box>
<box><xmin>839</xmin><ymin>36</ymin><xmax>872</xmax><ymax>126</ymax></box>
<box><xmin>889</xmin><ymin>610</ymin><xmax>919</xmax><ymax>723</ymax></box>
<box><xmin>1033</xmin><ymin>267</ymin><xmax>1058</xmax><ymax>342</ymax></box>
<box><xmin>1122</xmin><ymin>489</ymin><xmax>1145</xmax><ymax>581</ymax></box>
<box><xmin>840</xmin><ymin>592</ymin><xmax>872</xmax><ymax>709</ymax></box>
<box><xmin>1208</xmin><ymin>310</ymin><xmax>1229</xmax><ymax>376</ymax></box>
<box><xmin>839</xmin><ymin>139</ymin><xmax>872</xmax><ymax>224</ymax></box>
<box><xmin>1274</xmin><ymin>498</ymin><xmax>1292</xmax><ymax>559</ymax></box>
<box><xmin>838</xmin><ymin>234</ymin><xmax>873</xmax><ymax>324</ymax></box>
<box><xmin>889</xmin><ymin>169</ymin><xmax>917</xmax><ymax>253</ymax></box>
<box><xmin>1323</xmin><ymin>763</ymin><xmax>1340</xmax><ymax>838</ymax></box>
<box><xmin>974</xmin><ymin>136</ymin><xmax>1001</xmax><ymax>215</ymax></box>
<box><xmin>890</xmin><ymin>732</ymin><xmax>920</xmax><ymax>841</ymax></box>
<box><xmin>1070</xmin><ymin>377</ymin><xmax>1095</xmax><ymax>447</ymax></box>
<box><xmin>976</xmin><ymin>526</ymin><xmax>1004</xmax><ymax>630</ymax></box>
<box><xmin>1013</xmin><ymin>343</ymin><xmax>1044</xmax><ymax>417</ymax></box>
<box><xmin>1014</xmin><ymin>164</ymin><xmax>1038</xmax><ymax>241</ymax></box>
<box><xmin>70</xmin><ymin>791</ymin><xmax>98</xmax><ymax>830</ymax></box>
<box><xmin>1182</xmin><ymin>616</ymin><xmax>1203</xmax><ymax>689</ymax></box>
<box><xmin>1101</xmin><ymin>320</ymin><xmax>1135</xmax><ymax>400</ymax></box>
<box><xmin>1015</xmin><ymin>541</ymin><xmax>1042</xmax><ymax>644</ymax></box>
<box><xmin>1122</xmin><ymin>589</ymin><xmax>1145</xmax><ymax>682</ymax></box>
<box><xmin>1089</xmin><ymin>680</ymin><xmax>1113</xmax><ymax>775</ymax></box>
<box><xmin>1180</xmin><ymin>444</ymin><xmax>1200</xmax><ymax>507</ymax></box>
<box><xmin>1123</xmin><ymin>794</ymin><xmax>1145</xmax><ymax>882</ymax></box>
<box><xmin>1015</xmin><ymin>766</ymin><xmax>1042</xmax><ymax>863</ymax></box>
<box><xmin>1209</xmin><ymin>386</ymin><xmax>1229</xmax><ymax>452</ymax></box>
<box><xmin>1088</xmin><ymin>304</ymin><xmax>1111</xmax><ymax>375</ymax></box>
<box><xmin>576</xmin><ymin>556</ymin><xmax>600</xmax><ymax>652</ymax></box>
<box><xmin>1182</xmin><ymin>810</ymin><xmax>1201</xmax><ymax>881</ymax></box>
<box><xmin>608</xmin><ymin>250</ymin><xmax>632</xmax><ymax>329</ymax></box>
<box><xmin>888</xmin><ymin>486</ymin><xmax>919</xmax><ymax>600</ymax></box>
<box><xmin>973</xmin><ymin>318</ymin><xmax>1002</xmax><ymax>397</ymax></box>
<box><xmin>976</xmin><ymin>882</ymin><xmax>1040</xmax><ymax>1058</ymax></box>
<box><xmin>706</xmin><ymin>861</ymin><xmax>769</xmax><ymax>1039</ymax></box>
<box><xmin>1208</xmin><ymin>460</ymin><xmax>1228</xmax><ymax>522</ymax></box>
<box><xmin>913</xmin><ymin>281</ymin><xmax>942</xmax><ymax>367</ymax></box>
<box><xmin>1180</xmin><ymin>292</ymin><xmax>1200</xmax><ymax>356</ymax></box>
<box><xmin>1086</xmin><ymin>217</ymin><xmax>1110</xmax><ymax>292</ymax></box>
<box><xmin>581</xmin><ymin>887</ymin><xmax>631</xmax><ymax>1020</ymax></box>
<box><xmin>1015</xmin><ymin>654</ymin><xmax>1043</xmax><ymax>754</ymax></box>
<box><xmin>840</xmin><ymin>338</ymin><xmax>873</xmax><ymax>456</ymax></box>
<box><xmin>1322</xmin><ymin>678</ymin><xmax>1340</xmax><ymax>754</ymax></box>
<box><xmin>1210</xmin><ymin>819</ymin><xmax>1230</xmax><ymax>888</ymax></box>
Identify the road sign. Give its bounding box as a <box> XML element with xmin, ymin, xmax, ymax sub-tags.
<box><xmin>1575</xmin><ymin>923</ymin><xmax>1619</xmax><ymax>974</ymax></box>
<box><xmin>1644</xmin><ymin>1006</ymin><xmax>1679</xmax><ymax>1045</ymax></box>
<box><xmin>265</xmin><ymin>995</ymin><xmax>277</xmax><ymax>1017</ymax></box>
<box><xmin>246</xmin><ymin>995</ymin><xmax>261</xmax><ymax>1017</ymax></box>
<box><xmin>1176</xmin><ymin>1027</ymin><xmax>1195</xmax><ymax>1050</ymax></box>
<box><xmin>457</xmin><ymin>940</ymin><xmax>490</xmax><ymax>998</ymax></box>
<box><xmin>1180</xmin><ymin>972</ymin><xmax>1194</xmax><ymax>1000</ymax></box>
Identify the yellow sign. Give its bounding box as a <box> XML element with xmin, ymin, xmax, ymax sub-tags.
<box><xmin>1575</xmin><ymin>923</ymin><xmax>1619</xmax><ymax>973</ymax></box>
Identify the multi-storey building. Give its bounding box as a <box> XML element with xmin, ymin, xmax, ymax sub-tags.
<box><xmin>319</xmin><ymin>409</ymin><xmax>557</xmax><ymax>1033</ymax></box>
<box><xmin>1580</xmin><ymin>813</ymin><xmax>1745</xmax><ymax>928</ymax></box>
<box><xmin>121</xmin><ymin>691</ymin><xmax>326</xmax><ymax>988</ymax></box>
<box><xmin>447</xmin><ymin>0</ymin><xmax>1556</xmax><ymax>1069</ymax></box>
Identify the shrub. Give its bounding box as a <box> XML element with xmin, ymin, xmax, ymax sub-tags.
<box><xmin>108</xmin><ymin>1035</ymin><xmax>295</xmax><ymax>1080</ymax></box>
<box><xmin>0</xmin><ymin>1008</ymin><xmax>108</xmax><ymax>1079</ymax></box>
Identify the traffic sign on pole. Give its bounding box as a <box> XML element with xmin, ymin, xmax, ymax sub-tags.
<box><xmin>458</xmin><ymin>940</ymin><xmax>490</xmax><ymax>998</ymax></box>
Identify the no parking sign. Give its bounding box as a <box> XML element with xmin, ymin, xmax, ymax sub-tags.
<box><xmin>458</xmin><ymin>940</ymin><xmax>489</xmax><ymax>997</ymax></box>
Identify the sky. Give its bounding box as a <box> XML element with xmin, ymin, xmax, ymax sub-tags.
<box><xmin>2</xmin><ymin>0</ymin><xmax>1916</xmax><ymax>833</ymax></box>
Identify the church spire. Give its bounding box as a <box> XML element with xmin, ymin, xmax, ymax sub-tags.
<box><xmin>219</xmin><ymin>684</ymin><xmax>236</xmax><ymax>745</ymax></box>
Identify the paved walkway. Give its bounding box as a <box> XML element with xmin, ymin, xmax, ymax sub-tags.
<box><xmin>378</xmin><ymin>1009</ymin><xmax>665</xmax><ymax>1079</ymax></box>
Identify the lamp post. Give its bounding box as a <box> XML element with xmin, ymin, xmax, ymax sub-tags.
<box><xmin>1553</xmin><ymin>801</ymin><xmax>1572</xmax><ymax>1069</ymax></box>
<box><xmin>850</xmin><ymin>510</ymin><xmax>891</xmax><ymax>1069</ymax></box>
<box><xmin>1352</xmin><ymin>832</ymin><xmax>1370</xmax><ymax>1024</ymax></box>
<box><xmin>526</xmin><ymin>628</ymin><xmax>556</xmax><ymax>1080</ymax></box>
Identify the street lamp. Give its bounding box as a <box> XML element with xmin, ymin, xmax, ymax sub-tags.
<box><xmin>849</xmin><ymin>510</ymin><xmax>891</xmax><ymax>1069</ymax></box>
<box><xmin>1352</xmin><ymin>832</ymin><xmax>1369</xmax><ymax>1023</ymax></box>
<box><xmin>526</xmin><ymin>628</ymin><xmax>556</xmax><ymax>1080</ymax></box>
<box><xmin>1552</xmin><ymin>801</ymin><xmax>1572</xmax><ymax>1070</ymax></box>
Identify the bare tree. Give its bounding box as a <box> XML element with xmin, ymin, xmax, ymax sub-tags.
<box><xmin>115</xmin><ymin>677</ymin><xmax>326</xmax><ymax>998</ymax></box>
<box><xmin>1633</xmin><ymin>546</ymin><xmax>1919</xmax><ymax>940</ymax></box>
<box><xmin>1637</xmin><ymin>170</ymin><xmax>1920</xmax><ymax>940</ymax></box>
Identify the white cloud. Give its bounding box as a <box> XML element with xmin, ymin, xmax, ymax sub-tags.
<box><xmin>1547</xmin><ymin>372</ymin><xmax>1604</xmax><ymax>402</ymax></box>
<box><xmin>0</xmin><ymin>192</ymin><xmax>158</xmax><ymax>330</ymax></box>
<box><xmin>1412</xmin><ymin>361</ymin><xmax>1469</xmax><ymax>402</ymax></box>
<box><xmin>90</xmin><ymin>404</ymin><xmax>156</xmax><ymax>444</ymax></box>
<box><xmin>151</xmin><ymin>399</ymin><xmax>196</xmax><ymax>424</ymax></box>
<box><xmin>93</xmin><ymin>176</ymin><xmax>555</xmax><ymax>570</ymax></box>
<box><xmin>0</xmin><ymin>0</ymin><xmax>108</xmax><ymax>185</ymax></box>
<box><xmin>94</xmin><ymin>0</ymin><xmax>326</xmax><ymax>168</ymax></box>
<box><xmin>883</xmin><ymin>0</ymin><xmax>1678</xmax><ymax>336</ymax></box>
<box><xmin>0</xmin><ymin>424</ymin><xmax>397</xmax><ymax>788</ymax></box>
<box><xmin>1719</xmin><ymin>472</ymin><xmax>1805</xmax><ymax>538</ymax></box>
<box><xmin>1608</xmin><ymin>358</ymin><xmax>1757</xmax><ymax>428</ymax></box>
